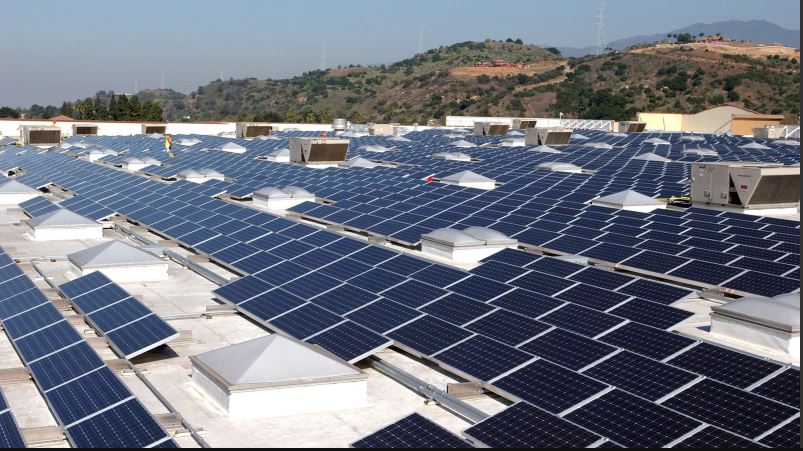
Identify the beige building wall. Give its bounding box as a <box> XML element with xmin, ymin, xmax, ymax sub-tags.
<box><xmin>638</xmin><ymin>106</ymin><xmax>783</xmax><ymax>135</ymax></box>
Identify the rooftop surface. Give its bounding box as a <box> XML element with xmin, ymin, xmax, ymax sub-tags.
<box><xmin>0</xmin><ymin>127</ymin><xmax>798</xmax><ymax>448</ymax></box>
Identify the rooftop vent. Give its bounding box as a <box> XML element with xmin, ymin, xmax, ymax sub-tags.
<box><xmin>570</xmin><ymin>133</ymin><xmax>590</xmax><ymax>140</ymax></box>
<box><xmin>439</xmin><ymin>170</ymin><xmax>496</xmax><ymax>190</ymax></box>
<box><xmin>711</xmin><ymin>293</ymin><xmax>799</xmax><ymax>356</ymax></box>
<box><xmin>0</xmin><ymin>179</ymin><xmax>40</xmax><ymax>205</ymax></box>
<box><xmin>199</xmin><ymin>168</ymin><xmax>224</xmax><ymax>181</ymax></box>
<box><xmin>633</xmin><ymin>153</ymin><xmax>672</xmax><ymax>162</ymax></box>
<box><xmin>690</xmin><ymin>162</ymin><xmax>800</xmax><ymax>211</ymax></box>
<box><xmin>773</xmin><ymin>139</ymin><xmax>799</xmax><ymax>146</ymax></box>
<box><xmin>263</xmin><ymin>148</ymin><xmax>291</xmax><ymax>162</ymax></box>
<box><xmin>121</xmin><ymin>157</ymin><xmax>149</xmax><ymax>172</ymax></box>
<box><xmin>421</xmin><ymin>227</ymin><xmax>517</xmax><ymax>263</ymax></box>
<box><xmin>341</xmin><ymin>157</ymin><xmax>379</xmax><ymax>168</ymax></box>
<box><xmin>290</xmin><ymin>137</ymin><xmax>350</xmax><ymax>165</ymax></box>
<box><xmin>141</xmin><ymin>157</ymin><xmax>161</xmax><ymax>167</ymax></box>
<box><xmin>583</xmin><ymin>142</ymin><xmax>614</xmax><ymax>149</ymax></box>
<box><xmin>644</xmin><ymin>137</ymin><xmax>670</xmax><ymax>145</ymax></box>
<box><xmin>530</xmin><ymin>145</ymin><xmax>563</xmax><ymax>154</ymax></box>
<box><xmin>474</xmin><ymin>122</ymin><xmax>510</xmax><ymax>136</ymax></box>
<box><xmin>683</xmin><ymin>148</ymin><xmax>718</xmax><ymax>157</ymax></box>
<box><xmin>236</xmin><ymin>123</ymin><xmax>273</xmax><ymax>138</ymax></box>
<box><xmin>536</xmin><ymin>162</ymin><xmax>583</xmax><ymax>173</ymax></box>
<box><xmin>190</xmin><ymin>335</ymin><xmax>367</xmax><ymax>419</ymax></box>
<box><xmin>67</xmin><ymin>240</ymin><xmax>168</xmax><ymax>283</ymax></box>
<box><xmin>752</xmin><ymin>126</ymin><xmax>791</xmax><ymax>139</ymax></box>
<box><xmin>450</xmin><ymin>139</ymin><xmax>477</xmax><ymax>148</ymax></box>
<box><xmin>501</xmin><ymin>138</ymin><xmax>526</xmax><ymax>147</ymax></box>
<box><xmin>359</xmin><ymin>144</ymin><xmax>394</xmax><ymax>153</ymax></box>
<box><xmin>740</xmin><ymin>142</ymin><xmax>772</xmax><ymax>150</ymax></box>
<box><xmin>332</xmin><ymin>118</ymin><xmax>348</xmax><ymax>131</ymax></box>
<box><xmin>525</xmin><ymin>127</ymin><xmax>573</xmax><ymax>146</ymax></box>
<box><xmin>619</xmin><ymin>121</ymin><xmax>647</xmax><ymax>133</ymax></box>
<box><xmin>432</xmin><ymin>152</ymin><xmax>473</xmax><ymax>162</ymax></box>
<box><xmin>368</xmin><ymin>123</ymin><xmax>395</xmax><ymax>136</ymax></box>
<box><xmin>680</xmin><ymin>135</ymin><xmax>706</xmax><ymax>142</ymax></box>
<box><xmin>72</xmin><ymin>124</ymin><xmax>98</xmax><ymax>136</ymax></box>
<box><xmin>590</xmin><ymin>189</ymin><xmax>666</xmax><ymax>213</ymax></box>
<box><xmin>26</xmin><ymin>209</ymin><xmax>102</xmax><ymax>241</ymax></box>
<box><xmin>178</xmin><ymin>138</ymin><xmax>202</xmax><ymax>146</ymax></box>
<box><xmin>177</xmin><ymin>169</ymin><xmax>207</xmax><ymax>183</ymax></box>
<box><xmin>253</xmin><ymin>186</ymin><xmax>315</xmax><ymax>210</ymax></box>
<box><xmin>217</xmin><ymin>142</ymin><xmax>247</xmax><ymax>154</ymax></box>
<box><xmin>388</xmin><ymin>135</ymin><xmax>412</xmax><ymax>143</ymax></box>
<box><xmin>142</xmin><ymin>124</ymin><xmax>166</xmax><ymax>134</ymax></box>
<box><xmin>21</xmin><ymin>126</ymin><xmax>61</xmax><ymax>146</ymax></box>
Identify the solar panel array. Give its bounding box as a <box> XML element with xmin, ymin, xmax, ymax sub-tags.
<box><xmin>1</xmin><ymin>128</ymin><xmax>799</xmax><ymax>448</ymax></box>
<box><xmin>0</xmin><ymin>247</ymin><xmax>176</xmax><ymax>448</ymax></box>
<box><xmin>59</xmin><ymin>272</ymin><xmax>180</xmax><ymax>359</ymax></box>
<box><xmin>0</xmin><ymin>389</ymin><xmax>26</xmax><ymax>448</ymax></box>
<box><xmin>351</xmin><ymin>413</ymin><xmax>472</xmax><ymax>448</ymax></box>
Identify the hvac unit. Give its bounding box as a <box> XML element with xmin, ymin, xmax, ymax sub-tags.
<box><xmin>21</xmin><ymin>126</ymin><xmax>62</xmax><ymax>146</ymax></box>
<box><xmin>289</xmin><ymin>137</ymin><xmax>350</xmax><ymax>164</ymax></box>
<box><xmin>752</xmin><ymin>126</ymin><xmax>789</xmax><ymax>139</ymax></box>
<box><xmin>236</xmin><ymin>122</ymin><xmax>273</xmax><ymax>138</ymax></box>
<box><xmin>619</xmin><ymin>121</ymin><xmax>647</xmax><ymax>133</ymax></box>
<box><xmin>72</xmin><ymin>124</ymin><xmax>99</xmax><ymax>136</ymax></box>
<box><xmin>142</xmin><ymin>124</ymin><xmax>167</xmax><ymax>134</ymax></box>
<box><xmin>525</xmin><ymin>127</ymin><xmax>573</xmax><ymax>146</ymax></box>
<box><xmin>473</xmin><ymin>122</ymin><xmax>510</xmax><ymax>136</ymax></box>
<box><xmin>513</xmin><ymin>119</ymin><xmax>538</xmax><ymax>129</ymax></box>
<box><xmin>690</xmin><ymin>162</ymin><xmax>800</xmax><ymax>209</ymax></box>
<box><xmin>368</xmin><ymin>123</ymin><xmax>396</xmax><ymax>136</ymax></box>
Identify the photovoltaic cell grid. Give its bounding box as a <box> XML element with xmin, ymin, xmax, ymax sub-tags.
<box><xmin>58</xmin><ymin>272</ymin><xmax>179</xmax><ymax>359</ymax></box>
<box><xmin>0</xmin><ymin>247</ymin><xmax>175</xmax><ymax>448</ymax></box>
<box><xmin>351</xmin><ymin>413</ymin><xmax>472</xmax><ymax>448</ymax></box>
<box><xmin>0</xmin><ymin>390</ymin><xmax>25</xmax><ymax>448</ymax></box>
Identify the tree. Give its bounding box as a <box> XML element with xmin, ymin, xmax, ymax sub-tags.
<box><xmin>115</xmin><ymin>94</ymin><xmax>130</xmax><ymax>120</ymax></box>
<box><xmin>546</xmin><ymin>47</ymin><xmax>561</xmax><ymax>56</ymax></box>
<box><xmin>60</xmin><ymin>102</ymin><xmax>74</xmax><ymax>117</ymax></box>
<box><xmin>0</xmin><ymin>107</ymin><xmax>19</xmax><ymax>118</ymax></box>
<box><xmin>514</xmin><ymin>38</ymin><xmax>523</xmax><ymax>45</ymax></box>
<box><xmin>675</xmin><ymin>33</ymin><xmax>694</xmax><ymax>44</ymax></box>
<box><xmin>128</xmin><ymin>95</ymin><xmax>142</xmax><ymax>120</ymax></box>
<box><xmin>141</xmin><ymin>101</ymin><xmax>163</xmax><ymax>121</ymax></box>
<box><xmin>284</xmin><ymin>109</ymin><xmax>299</xmax><ymax>123</ymax></box>
<box><xmin>93</xmin><ymin>94</ymin><xmax>108</xmax><ymax>120</ymax></box>
<box><xmin>107</xmin><ymin>94</ymin><xmax>118</xmax><ymax>120</ymax></box>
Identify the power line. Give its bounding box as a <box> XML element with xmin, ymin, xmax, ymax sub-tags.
<box><xmin>595</xmin><ymin>1</ymin><xmax>606</xmax><ymax>56</ymax></box>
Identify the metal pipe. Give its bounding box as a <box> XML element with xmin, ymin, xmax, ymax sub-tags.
<box><xmin>368</xmin><ymin>357</ymin><xmax>489</xmax><ymax>424</ymax></box>
<box><xmin>127</xmin><ymin>363</ymin><xmax>211</xmax><ymax>449</ymax></box>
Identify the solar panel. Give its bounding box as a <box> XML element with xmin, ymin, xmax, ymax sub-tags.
<box><xmin>0</xmin><ymin>391</ymin><xmax>25</xmax><ymax>449</ymax></box>
<box><xmin>489</xmin><ymin>289</ymin><xmax>564</xmax><ymax>319</ymax></box>
<box><xmin>381</xmin><ymin>280</ymin><xmax>449</xmax><ymax>309</ymax></box>
<box><xmin>616</xmin><ymin>279</ymin><xmax>692</xmax><ymax>305</ymax></box>
<box><xmin>662</xmin><ymin>379</ymin><xmax>797</xmax><ymax>438</ymax></box>
<box><xmin>421</xmin><ymin>294</ymin><xmax>496</xmax><ymax>326</ymax></box>
<box><xmin>351</xmin><ymin>413</ymin><xmax>472</xmax><ymax>448</ymax></box>
<box><xmin>469</xmin><ymin>260</ymin><xmax>529</xmax><ymax>283</ymax></box>
<box><xmin>104</xmin><ymin>314</ymin><xmax>179</xmax><ymax>359</ymax></box>
<box><xmin>46</xmin><ymin>367</ymin><xmax>132</xmax><ymax>425</ymax></box>
<box><xmin>672</xmin><ymin>426</ymin><xmax>760</xmax><ymax>448</ymax></box>
<box><xmin>269</xmin><ymin>303</ymin><xmax>343</xmax><ymax>340</ymax></box>
<box><xmin>556</xmin><ymin>284</ymin><xmax>631</xmax><ymax>311</ymax></box>
<box><xmin>508</xmin><ymin>271</ymin><xmax>576</xmax><ymax>296</ymax></box>
<box><xmin>492</xmin><ymin>359</ymin><xmax>607</xmax><ymax>413</ymax></box>
<box><xmin>238</xmin><ymin>288</ymin><xmax>307</xmax><ymax>321</ymax></box>
<box><xmin>539</xmin><ymin>304</ymin><xmax>625</xmax><ymax>338</ymax></box>
<box><xmin>723</xmin><ymin>271</ymin><xmax>800</xmax><ymax>297</ymax></box>
<box><xmin>668</xmin><ymin>260</ymin><xmax>744</xmax><ymax>285</ymax></box>
<box><xmin>621</xmin><ymin>251</ymin><xmax>691</xmax><ymax>274</ymax></box>
<box><xmin>526</xmin><ymin>258</ymin><xmax>584</xmax><ymax>277</ymax></box>
<box><xmin>433</xmin><ymin>335</ymin><xmax>533</xmax><ymax>382</ymax></box>
<box><xmin>564</xmin><ymin>389</ymin><xmax>702</xmax><ymax>448</ymax></box>
<box><xmin>608</xmin><ymin>298</ymin><xmax>694</xmax><ymax>330</ymax></box>
<box><xmin>599</xmin><ymin>322</ymin><xmax>696</xmax><ymax>360</ymax></box>
<box><xmin>759</xmin><ymin>418</ymin><xmax>800</xmax><ymax>448</ymax></box>
<box><xmin>304</xmin><ymin>321</ymin><xmax>392</xmax><ymax>363</ymax></box>
<box><xmin>466</xmin><ymin>310</ymin><xmax>550</xmax><ymax>346</ymax></box>
<box><xmin>349</xmin><ymin>268</ymin><xmax>407</xmax><ymax>294</ymax></box>
<box><xmin>464</xmin><ymin>402</ymin><xmax>602</xmax><ymax>448</ymax></box>
<box><xmin>387</xmin><ymin>315</ymin><xmax>473</xmax><ymax>357</ymax></box>
<box><xmin>582</xmin><ymin>351</ymin><xmax>698</xmax><ymax>401</ymax></box>
<box><xmin>751</xmin><ymin>368</ymin><xmax>800</xmax><ymax>407</ymax></box>
<box><xmin>667</xmin><ymin>343</ymin><xmax>782</xmax><ymax>388</ymax></box>
<box><xmin>568</xmin><ymin>267</ymin><xmax>633</xmax><ymax>291</ymax></box>
<box><xmin>347</xmin><ymin>299</ymin><xmax>423</xmax><ymax>334</ymax></box>
<box><xmin>64</xmin><ymin>398</ymin><xmax>172</xmax><ymax>448</ymax></box>
<box><xmin>519</xmin><ymin>328</ymin><xmax>617</xmax><ymax>370</ymax></box>
<box><xmin>309</xmin><ymin>283</ymin><xmax>378</xmax><ymax>315</ymax></box>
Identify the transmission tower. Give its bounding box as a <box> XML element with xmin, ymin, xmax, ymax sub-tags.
<box><xmin>320</xmin><ymin>43</ymin><xmax>327</xmax><ymax>71</ymax></box>
<box><xmin>595</xmin><ymin>1</ymin><xmax>606</xmax><ymax>56</ymax></box>
<box><xmin>418</xmin><ymin>25</ymin><xmax>426</xmax><ymax>54</ymax></box>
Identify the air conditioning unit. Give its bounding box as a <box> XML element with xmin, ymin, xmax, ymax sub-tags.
<box><xmin>368</xmin><ymin>123</ymin><xmax>396</xmax><ymax>136</ymax></box>
<box><xmin>512</xmin><ymin>119</ymin><xmax>538</xmax><ymax>129</ymax></box>
<box><xmin>289</xmin><ymin>137</ymin><xmax>350</xmax><ymax>165</ymax></box>
<box><xmin>72</xmin><ymin>124</ymin><xmax>98</xmax><ymax>136</ymax></box>
<box><xmin>473</xmin><ymin>122</ymin><xmax>510</xmax><ymax>136</ymax></box>
<box><xmin>619</xmin><ymin>121</ymin><xmax>646</xmax><ymax>133</ymax></box>
<box><xmin>525</xmin><ymin>127</ymin><xmax>573</xmax><ymax>146</ymax></box>
<box><xmin>236</xmin><ymin>122</ymin><xmax>273</xmax><ymax>138</ymax></box>
<box><xmin>21</xmin><ymin>126</ymin><xmax>61</xmax><ymax>146</ymax></box>
<box><xmin>690</xmin><ymin>162</ymin><xmax>800</xmax><ymax>209</ymax></box>
<box><xmin>752</xmin><ymin>126</ymin><xmax>788</xmax><ymax>139</ymax></box>
<box><xmin>142</xmin><ymin>124</ymin><xmax>167</xmax><ymax>134</ymax></box>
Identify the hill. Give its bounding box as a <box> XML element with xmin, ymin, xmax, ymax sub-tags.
<box><xmin>559</xmin><ymin>20</ymin><xmax>800</xmax><ymax>57</ymax></box>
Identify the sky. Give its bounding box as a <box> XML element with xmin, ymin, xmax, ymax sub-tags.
<box><xmin>1</xmin><ymin>0</ymin><xmax>800</xmax><ymax>106</ymax></box>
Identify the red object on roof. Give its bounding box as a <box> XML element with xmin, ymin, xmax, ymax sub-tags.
<box><xmin>49</xmin><ymin>115</ymin><xmax>74</xmax><ymax>121</ymax></box>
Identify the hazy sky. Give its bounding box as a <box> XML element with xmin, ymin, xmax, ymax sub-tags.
<box><xmin>2</xmin><ymin>0</ymin><xmax>799</xmax><ymax>106</ymax></box>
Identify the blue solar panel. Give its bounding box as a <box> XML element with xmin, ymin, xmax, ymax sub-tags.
<box><xmin>28</xmin><ymin>342</ymin><xmax>105</xmax><ymax>391</ymax></box>
<box><xmin>433</xmin><ymin>335</ymin><xmax>533</xmax><ymax>382</ymax></box>
<box><xmin>569</xmin><ymin>267</ymin><xmax>633</xmax><ymax>290</ymax></box>
<box><xmin>616</xmin><ymin>279</ymin><xmax>692</xmax><ymax>305</ymax></box>
<box><xmin>759</xmin><ymin>418</ymin><xmax>799</xmax><ymax>448</ymax></box>
<box><xmin>469</xmin><ymin>260</ymin><xmax>529</xmax><ymax>282</ymax></box>
<box><xmin>2</xmin><ymin>303</ymin><xmax>63</xmax><ymax>338</ymax></box>
<box><xmin>350</xmin><ymin>268</ymin><xmax>407</xmax><ymax>294</ymax></box>
<box><xmin>387</xmin><ymin>315</ymin><xmax>473</xmax><ymax>357</ymax></box>
<box><xmin>608</xmin><ymin>298</ymin><xmax>694</xmax><ymax>330</ymax></box>
<box><xmin>539</xmin><ymin>304</ymin><xmax>625</xmax><ymax>337</ymax></box>
<box><xmin>47</xmin><ymin>367</ymin><xmax>132</xmax><ymax>425</ymax></box>
<box><xmin>281</xmin><ymin>272</ymin><xmax>342</xmax><ymax>299</ymax></box>
<box><xmin>556</xmin><ymin>284</ymin><xmax>631</xmax><ymax>311</ymax></box>
<box><xmin>410</xmin><ymin>265</ymin><xmax>470</xmax><ymax>288</ymax></box>
<box><xmin>238</xmin><ymin>288</ymin><xmax>306</xmax><ymax>321</ymax></box>
<box><xmin>489</xmin><ymin>288</ymin><xmax>565</xmax><ymax>319</ymax></box>
<box><xmin>751</xmin><ymin>368</ymin><xmax>800</xmax><ymax>407</ymax></box>
<box><xmin>14</xmin><ymin>320</ymin><xmax>83</xmax><ymax>362</ymax></box>
<box><xmin>599</xmin><ymin>322</ymin><xmax>695</xmax><ymax>360</ymax></box>
<box><xmin>65</xmin><ymin>398</ymin><xmax>170</xmax><ymax>448</ymax></box>
<box><xmin>466</xmin><ymin>310</ymin><xmax>550</xmax><ymax>346</ymax></box>
<box><xmin>305</xmin><ymin>321</ymin><xmax>391</xmax><ymax>363</ymax></box>
<box><xmin>446</xmin><ymin>275</ymin><xmax>513</xmax><ymax>302</ymax></box>
<box><xmin>269</xmin><ymin>303</ymin><xmax>343</xmax><ymax>339</ymax></box>
<box><xmin>667</xmin><ymin>343</ymin><xmax>782</xmax><ymax>388</ymax></box>
<box><xmin>582</xmin><ymin>351</ymin><xmax>698</xmax><ymax>401</ymax></box>
<box><xmin>381</xmin><ymin>280</ymin><xmax>449</xmax><ymax>309</ymax></box>
<box><xmin>105</xmin><ymin>314</ymin><xmax>178</xmax><ymax>359</ymax></box>
<box><xmin>309</xmin><ymin>284</ymin><xmax>378</xmax><ymax>315</ymax></box>
<box><xmin>723</xmin><ymin>271</ymin><xmax>799</xmax><ymax>297</ymax></box>
<box><xmin>507</xmin><ymin>271</ymin><xmax>576</xmax><ymax>296</ymax></box>
<box><xmin>352</xmin><ymin>413</ymin><xmax>471</xmax><ymax>448</ymax></box>
<box><xmin>519</xmin><ymin>328</ymin><xmax>617</xmax><ymax>371</ymax></box>
<box><xmin>213</xmin><ymin>276</ymin><xmax>274</xmax><ymax>304</ymax></box>
<box><xmin>672</xmin><ymin>427</ymin><xmax>759</xmax><ymax>448</ymax></box>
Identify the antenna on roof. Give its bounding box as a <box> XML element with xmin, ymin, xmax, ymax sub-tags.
<box><xmin>418</xmin><ymin>25</ymin><xmax>426</xmax><ymax>54</ymax></box>
<box><xmin>595</xmin><ymin>1</ymin><xmax>606</xmax><ymax>56</ymax></box>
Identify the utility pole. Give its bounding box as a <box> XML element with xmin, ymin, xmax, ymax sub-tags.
<box><xmin>595</xmin><ymin>1</ymin><xmax>606</xmax><ymax>56</ymax></box>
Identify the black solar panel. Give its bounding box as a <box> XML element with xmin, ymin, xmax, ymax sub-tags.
<box><xmin>599</xmin><ymin>322</ymin><xmax>696</xmax><ymax>360</ymax></box>
<box><xmin>759</xmin><ymin>417</ymin><xmax>800</xmax><ymax>448</ymax></box>
<box><xmin>751</xmin><ymin>368</ymin><xmax>800</xmax><ymax>407</ymax></box>
<box><xmin>489</xmin><ymin>289</ymin><xmax>565</xmax><ymax>319</ymax></box>
<box><xmin>540</xmin><ymin>304</ymin><xmax>625</xmax><ymax>337</ymax></box>
<box><xmin>352</xmin><ymin>413</ymin><xmax>471</xmax><ymax>448</ymax></box>
<box><xmin>304</xmin><ymin>321</ymin><xmax>391</xmax><ymax>363</ymax></box>
<box><xmin>420</xmin><ymin>294</ymin><xmax>496</xmax><ymax>326</ymax></box>
<box><xmin>464</xmin><ymin>403</ymin><xmax>602</xmax><ymax>448</ymax></box>
<box><xmin>672</xmin><ymin>426</ymin><xmax>759</xmax><ymax>448</ymax></box>
<box><xmin>387</xmin><ymin>315</ymin><xmax>473</xmax><ymax>356</ymax></box>
<box><xmin>556</xmin><ymin>284</ymin><xmax>631</xmax><ymax>311</ymax></box>
<box><xmin>662</xmin><ymin>379</ymin><xmax>797</xmax><ymax>438</ymax></box>
<box><xmin>519</xmin><ymin>328</ymin><xmax>617</xmax><ymax>370</ymax></box>
<box><xmin>466</xmin><ymin>310</ymin><xmax>550</xmax><ymax>346</ymax></box>
<box><xmin>582</xmin><ymin>351</ymin><xmax>698</xmax><ymax>401</ymax></box>
<box><xmin>616</xmin><ymin>279</ymin><xmax>692</xmax><ymax>305</ymax></box>
<box><xmin>565</xmin><ymin>389</ymin><xmax>702</xmax><ymax>448</ymax></box>
<box><xmin>493</xmin><ymin>359</ymin><xmax>608</xmax><ymax>413</ymax></box>
<box><xmin>608</xmin><ymin>298</ymin><xmax>694</xmax><ymax>330</ymax></box>
<box><xmin>433</xmin><ymin>335</ymin><xmax>533</xmax><ymax>382</ymax></box>
<box><xmin>569</xmin><ymin>267</ymin><xmax>633</xmax><ymax>291</ymax></box>
<box><xmin>723</xmin><ymin>271</ymin><xmax>800</xmax><ymax>297</ymax></box>
<box><xmin>667</xmin><ymin>343</ymin><xmax>782</xmax><ymax>388</ymax></box>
